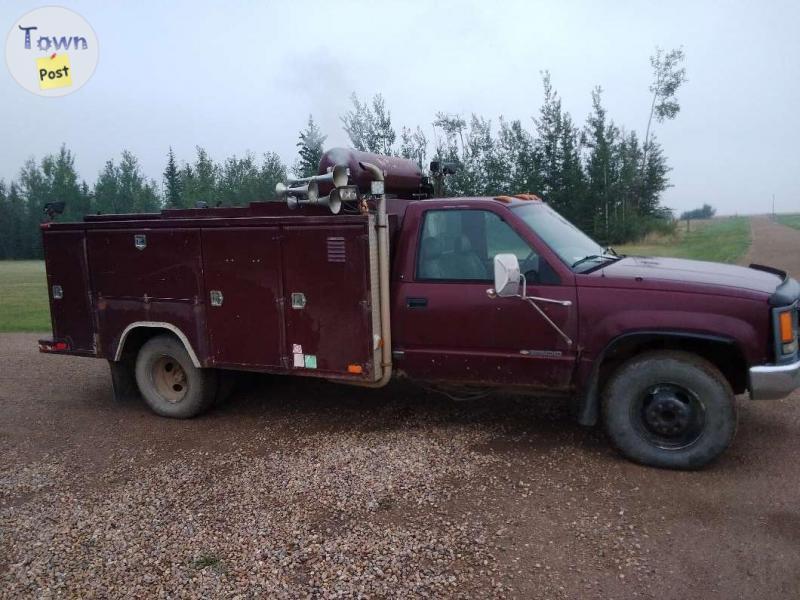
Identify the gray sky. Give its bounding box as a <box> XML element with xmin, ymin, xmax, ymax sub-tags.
<box><xmin>2</xmin><ymin>0</ymin><xmax>798</xmax><ymax>215</ymax></box>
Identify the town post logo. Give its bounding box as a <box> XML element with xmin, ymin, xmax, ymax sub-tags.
<box><xmin>6</xmin><ymin>7</ymin><xmax>98</xmax><ymax>97</ymax></box>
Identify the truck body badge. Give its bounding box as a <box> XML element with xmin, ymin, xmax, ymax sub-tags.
<box><xmin>520</xmin><ymin>349</ymin><xmax>562</xmax><ymax>358</ymax></box>
<box><xmin>134</xmin><ymin>234</ymin><xmax>146</xmax><ymax>250</ymax></box>
<box><xmin>52</xmin><ymin>285</ymin><xmax>63</xmax><ymax>300</ymax></box>
<box><xmin>210</xmin><ymin>290</ymin><xmax>224</xmax><ymax>307</ymax></box>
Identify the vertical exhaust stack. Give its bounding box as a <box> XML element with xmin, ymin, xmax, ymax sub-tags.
<box><xmin>356</xmin><ymin>161</ymin><xmax>392</xmax><ymax>388</ymax></box>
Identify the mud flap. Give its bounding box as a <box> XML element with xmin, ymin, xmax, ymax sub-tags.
<box><xmin>108</xmin><ymin>359</ymin><xmax>140</xmax><ymax>402</ymax></box>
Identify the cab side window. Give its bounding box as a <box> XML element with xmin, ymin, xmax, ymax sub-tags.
<box><xmin>417</xmin><ymin>209</ymin><xmax>554</xmax><ymax>283</ymax></box>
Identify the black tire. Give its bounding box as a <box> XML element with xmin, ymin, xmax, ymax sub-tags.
<box><xmin>602</xmin><ymin>351</ymin><xmax>737</xmax><ymax>469</ymax></box>
<box><xmin>135</xmin><ymin>334</ymin><xmax>217</xmax><ymax>418</ymax></box>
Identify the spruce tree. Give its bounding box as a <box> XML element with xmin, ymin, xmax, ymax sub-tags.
<box><xmin>163</xmin><ymin>147</ymin><xmax>182</xmax><ymax>208</ymax></box>
<box><xmin>294</xmin><ymin>116</ymin><xmax>327</xmax><ymax>178</ymax></box>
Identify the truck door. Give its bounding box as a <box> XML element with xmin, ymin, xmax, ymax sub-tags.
<box><xmin>393</xmin><ymin>207</ymin><xmax>577</xmax><ymax>390</ymax></box>
<box><xmin>202</xmin><ymin>227</ymin><xmax>283</xmax><ymax>368</ymax></box>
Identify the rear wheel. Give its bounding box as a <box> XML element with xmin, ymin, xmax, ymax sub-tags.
<box><xmin>602</xmin><ymin>351</ymin><xmax>737</xmax><ymax>469</ymax></box>
<box><xmin>135</xmin><ymin>334</ymin><xmax>217</xmax><ymax>418</ymax></box>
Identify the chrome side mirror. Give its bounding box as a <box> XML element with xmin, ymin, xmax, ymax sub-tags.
<box><xmin>493</xmin><ymin>253</ymin><xmax>521</xmax><ymax>298</ymax></box>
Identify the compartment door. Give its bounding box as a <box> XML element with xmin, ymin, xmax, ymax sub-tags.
<box><xmin>43</xmin><ymin>231</ymin><xmax>95</xmax><ymax>351</ymax></box>
<box><xmin>202</xmin><ymin>227</ymin><xmax>283</xmax><ymax>368</ymax></box>
<box><xmin>282</xmin><ymin>224</ymin><xmax>375</xmax><ymax>379</ymax></box>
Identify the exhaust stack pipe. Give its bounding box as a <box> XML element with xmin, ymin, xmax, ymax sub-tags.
<box><xmin>355</xmin><ymin>161</ymin><xmax>392</xmax><ymax>388</ymax></box>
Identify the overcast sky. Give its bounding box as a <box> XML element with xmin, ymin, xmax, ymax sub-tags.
<box><xmin>2</xmin><ymin>0</ymin><xmax>798</xmax><ymax>215</ymax></box>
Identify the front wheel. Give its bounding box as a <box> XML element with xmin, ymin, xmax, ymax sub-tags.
<box><xmin>135</xmin><ymin>334</ymin><xmax>217</xmax><ymax>418</ymax></box>
<box><xmin>602</xmin><ymin>351</ymin><xmax>737</xmax><ymax>469</ymax></box>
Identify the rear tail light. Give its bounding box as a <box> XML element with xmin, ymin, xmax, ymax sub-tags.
<box><xmin>39</xmin><ymin>339</ymin><xmax>70</xmax><ymax>352</ymax></box>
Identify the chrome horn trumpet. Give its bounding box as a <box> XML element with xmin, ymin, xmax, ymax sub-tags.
<box><xmin>276</xmin><ymin>164</ymin><xmax>351</xmax><ymax>214</ymax></box>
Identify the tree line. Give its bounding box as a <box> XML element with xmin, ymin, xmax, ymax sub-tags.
<box><xmin>0</xmin><ymin>48</ymin><xmax>686</xmax><ymax>259</ymax></box>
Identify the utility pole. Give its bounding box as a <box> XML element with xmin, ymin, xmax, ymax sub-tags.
<box><xmin>772</xmin><ymin>194</ymin><xmax>776</xmax><ymax>220</ymax></box>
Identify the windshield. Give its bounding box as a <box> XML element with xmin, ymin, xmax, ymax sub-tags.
<box><xmin>511</xmin><ymin>203</ymin><xmax>609</xmax><ymax>271</ymax></box>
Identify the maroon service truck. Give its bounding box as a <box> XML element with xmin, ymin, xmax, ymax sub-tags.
<box><xmin>39</xmin><ymin>148</ymin><xmax>800</xmax><ymax>469</ymax></box>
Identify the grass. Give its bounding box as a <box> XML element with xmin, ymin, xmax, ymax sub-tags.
<box><xmin>617</xmin><ymin>217</ymin><xmax>751</xmax><ymax>264</ymax></box>
<box><xmin>776</xmin><ymin>214</ymin><xmax>800</xmax><ymax>231</ymax></box>
<box><xmin>0</xmin><ymin>260</ymin><xmax>50</xmax><ymax>333</ymax></box>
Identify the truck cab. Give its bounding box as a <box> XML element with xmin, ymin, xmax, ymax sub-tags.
<box><xmin>388</xmin><ymin>193</ymin><xmax>799</xmax><ymax>468</ymax></box>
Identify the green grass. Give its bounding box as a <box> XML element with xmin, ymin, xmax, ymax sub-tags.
<box><xmin>617</xmin><ymin>217</ymin><xmax>751</xmax><ymax>264</ymax></box>
<box><xmin>0</xmin><ymin>261</ymin><xmax>50</xmax><ymax>332</ymax></box>
<box><xmin>776</xmin><ymin>214</ymin><xmax>800</xmax><ymax>231</ymax></box>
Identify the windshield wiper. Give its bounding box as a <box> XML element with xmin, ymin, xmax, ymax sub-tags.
<box><xmin>571</xmin><ymin>254</ymin><xmax>621</xmax><ymax>269</ymax></box>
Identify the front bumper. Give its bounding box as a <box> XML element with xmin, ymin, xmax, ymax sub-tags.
<box><xmin>750</xmin><ymin>359</ymin><xmax>800</xmax><ymax>400</ymax></box>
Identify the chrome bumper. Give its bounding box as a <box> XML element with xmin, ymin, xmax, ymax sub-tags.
<box><xmin>750</xmin><ymin>359</ymin><xmax>800</xmax><ymax>400</ymax></box>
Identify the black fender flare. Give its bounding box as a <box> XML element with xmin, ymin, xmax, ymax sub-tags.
<box><xmin>576</xmin><ymin>330</ymin><xmax>742</xmax><ymax>426</ymax></box>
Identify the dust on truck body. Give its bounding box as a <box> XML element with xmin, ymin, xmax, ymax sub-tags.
<box><xmin>40</xmin><ymin>148</ymin><xmax>800</xmax><ymax>470</ymax></box>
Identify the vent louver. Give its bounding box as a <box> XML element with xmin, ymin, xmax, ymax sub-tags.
<box><xmin>327</xmin><ymin>237</ymin><xmax>346</xmax><ymax>263</ymax></box>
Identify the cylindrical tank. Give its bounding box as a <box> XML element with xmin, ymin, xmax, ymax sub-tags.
<box><xmin>318</xmin><ymin>148</ymin><xmax>424</xmax><ymax>198</ymax></box>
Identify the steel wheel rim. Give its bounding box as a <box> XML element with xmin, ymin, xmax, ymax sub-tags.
<box><xmin>631</xmin><ymin>383</ymin><xmax>706</xmax><ymax>450</ymax></box>
<box><xmin>151</xmin><ymin>355</ymin><xmax>188</xmax><ymax>403</ymax></box>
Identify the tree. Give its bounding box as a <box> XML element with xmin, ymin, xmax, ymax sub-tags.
<box><xmin>642</xmin><ymin>47</ymin><xmax>687</xmax><ymax>179</ymax></box>
<box><xmin>217</xmin><ymin>153</ymin><xmax>261</xmax><ymax>206</ymax></box>
<box><xmin>118</xmin><ymin>151</ymin><xmax>160</xmax><ymax>212</ymax></box>
<box><xmin>681</xmin><ymin>204</ymin><xmax>716</xmax><ymax>220</ymax></box>
<box><xmin>163</xmin><ymin>147</ymin><xmax>182</xmax><ymax>208</ymax></box>
<box><xmin>17</xmin><ymin>157</ymin><xmax>50</xmax><ymax>257</ymax></box>
<box><xmin>0</xmin><ymin>181</ymin><xmax>9</xmax><ymax>259</ymax></box>
<box><xmin>0</xmin><ymin>182</ymin><xmax>27</xmax><ymax>259</ymax></box>
<box><xmin>534</xmin><ymin>72</ymin><xmax>564</xmax><ymax>200</ymax></box>
<box><xmin>181</xmin><ymin>147</ymin><xmax>218</xmax><ymax>207</ymax></box>
<box><xmin>399</xmin><ymin>126</ymin><xmax>428</xmax><ymax>169</ymax></box>
<box><xmin>293</xmin><ymin>115</ymin><xmax>326</xmax><ymax>178</ymax></box>
<box><xmin>583</xmin><ymin>86</ymin><xmax>619</xmax><ymax>238</ymax></box>
<box><xmin>41</xmin><ymin>145</ymin><xmax>87</xmax><ymax>222</ymax></box>
<box><xmin>93</xmin><ymin>159</ymin><xmax>121</xmax><ymax>214</ymax></box>
<box><xmin>341</xmin><ymin>93</ymin><xmax>396</xmax><ymax>154</ymax></box>
<box><xmin>496</xmin><ymin>118</ymin><xmax>539</xmax><ymax>196</ymax></box>
<box><xmin>94</xmin><ymin>151</ymin><xmax>159</xmax><ymax>214</ymax></box>
<box><xmin>258</xmin><ymin>151</ymin><xmax>288</xmax><ymax>200</ymax></box>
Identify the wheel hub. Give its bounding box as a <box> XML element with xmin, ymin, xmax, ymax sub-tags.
<box><xmin>644</xmin><ymin>391</ymin><xmax>691</xmax><ymax>435</ymax></box>
<box><xmin>633</xmin><ymin>384</ymin><xmax>706</xmax><ymax>449</ymax></box>
<box><xmin>152</xmin><ymin>355</ymin><xmax>188</xmax><ymax>403</ymax></box>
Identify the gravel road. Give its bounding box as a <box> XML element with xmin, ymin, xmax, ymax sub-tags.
<box><xmin>1</xmin><ymin>216</ymin><xmax>799</xmax><ymax>599</ymax></box>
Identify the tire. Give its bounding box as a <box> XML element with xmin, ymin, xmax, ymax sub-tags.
<box><xmin>135</xmin><ymin>334</ymin><xmax>217</xmax><ymax>418</ymax></box>
<box><xmin>602</xmin><ymin>351</ymin><xmax>737</xmax><ymax>470</ymax></box>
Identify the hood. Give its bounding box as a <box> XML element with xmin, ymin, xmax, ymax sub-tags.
<box><xmin>597</xmin><ymin>256</ymin><xmax>783</xmax><ymax>296</ymax></box>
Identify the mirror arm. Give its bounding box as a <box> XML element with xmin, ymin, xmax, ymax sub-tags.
<box><xmin>522</xmin><ymin>297</ymin><xmax>574</xmax><ymax>347</ymax></box>
<box><xmin>524</xmin><ymin>295</ymin><xmax>572</xmax><ymax>307</ymax></box>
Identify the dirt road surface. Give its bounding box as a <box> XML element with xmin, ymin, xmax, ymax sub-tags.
<box><xmin>2</xmin><ymin>217</ymin><xmax>799</xmax><ymax>598</ymax></box>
